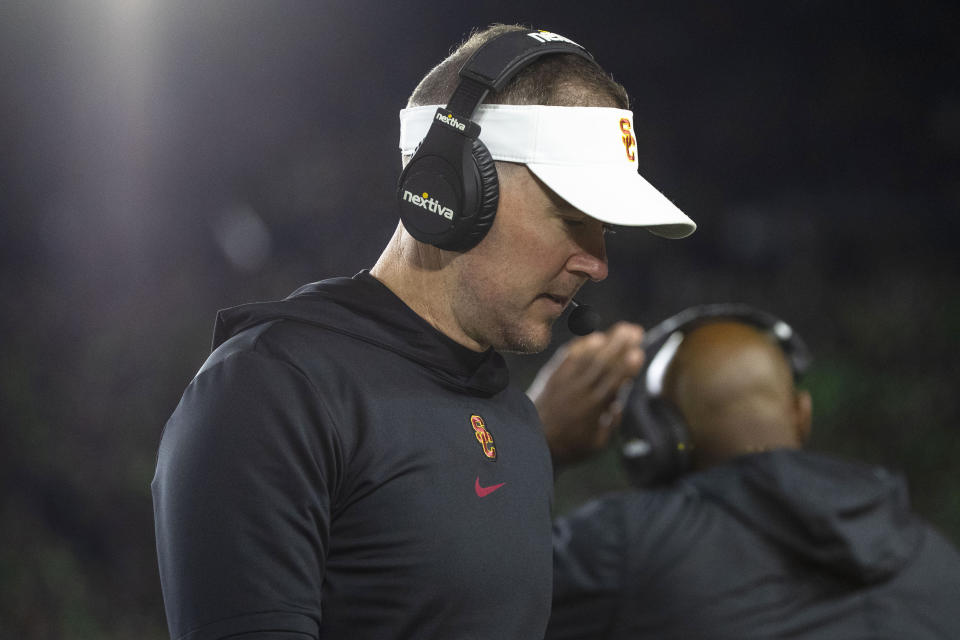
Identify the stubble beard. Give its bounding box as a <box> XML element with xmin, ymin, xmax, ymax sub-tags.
<box><xmin>455</xmin><ymin>297</ymin><xmax>555</xmax><ymax>354</ymax></box>
<box><xmin>493</xmin><ymin>314</ymin><xmax>555</xmax><ymax>354</ymax></box>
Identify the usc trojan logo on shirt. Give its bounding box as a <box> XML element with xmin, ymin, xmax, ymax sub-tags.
<box><xmin>470</xmin><ymin>414</ymin><xmax>497</xmax><ymax>461</ymax></box>
<box><xmin>619</xmin><ymin>117</ymin><xmax>636</xmax><ymax>162</ymax></box>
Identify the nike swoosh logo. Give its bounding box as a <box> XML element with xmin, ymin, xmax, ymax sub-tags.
<box><xmin>475</xmin><ymin>476</ymin><xmax>506</xmax><ymax>498</ymax></box>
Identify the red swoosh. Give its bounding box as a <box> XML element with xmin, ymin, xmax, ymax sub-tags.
<box><xmin>475</xmin><ymin>476</ymin><xmax>506</xmax><ymax>498</ymax></box>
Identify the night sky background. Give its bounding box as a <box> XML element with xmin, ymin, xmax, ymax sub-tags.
<box><xmin>2</xmin><ymin>1</ymin><xmax>958</xmax><ymax>637</ymax></box>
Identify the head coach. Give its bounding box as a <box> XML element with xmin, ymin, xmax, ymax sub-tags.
<box><xmin>152</xmin><ymin>24</ymin><xmax>695</xmax><ymax>640</ymax></box>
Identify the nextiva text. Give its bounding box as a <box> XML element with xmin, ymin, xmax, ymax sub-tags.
<box><xmin>435</xmin><ymin>112</ymin><xmax>466</xmax><ymax>131</ymax></box>
<box><xmin>526</xmin><ymin>31</ymin><xmax>582</xmax><ymax>47</ymax></box>
<box><xmin>402</xmin><ymin>190</ymin><xmax>454</xmax><ymax>220</ymax></box>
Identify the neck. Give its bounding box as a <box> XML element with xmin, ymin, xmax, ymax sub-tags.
<box><xmin>737</xmin><ymin>443</ymin><xmax>798</xmax><ymax>456</ymax></box>
<box><xmin>370</xmin><ymin>225</ymin><xmax>486</xmax><ymax>352</ymax></box>
<box><xmin>690</xmin><ymin>416</ymin><xmax>803</xmax><ymax>471</ymax></box>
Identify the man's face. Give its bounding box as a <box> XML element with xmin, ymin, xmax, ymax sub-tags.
<box><xmin>451</xmin><ymin>163</ymin><xmax>609</xmax><ymax>354</ymax></box>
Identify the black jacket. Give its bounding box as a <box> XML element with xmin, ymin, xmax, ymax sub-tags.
<box><xmin>548</xmin><ymin>449</ymin><xmax>960</xmax><ymax>639</ymax></box>
<box><xmin>153</xmin><ymin>272</ymin><xmax>554</xmax><ymax>640</ymax></box>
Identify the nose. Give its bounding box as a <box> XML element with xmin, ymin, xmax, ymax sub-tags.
<box><xmin>566</xmin><ymin>233</ymin><xmax>608</xmax><ymax>283</ymax></box>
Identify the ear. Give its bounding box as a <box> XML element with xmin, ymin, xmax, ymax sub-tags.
<box><xmin>794</xmin><ymin>390</ymin><xmax>812</xmax><ymax>445</ymax></box>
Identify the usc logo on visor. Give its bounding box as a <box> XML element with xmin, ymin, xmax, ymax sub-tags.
<box><xmin>471</xmin><ymin>415</ymin><xmax>497</xmax><ymax>461</ymax></box>
<box><xmin>619</xmin><ymin>117</ymin><xmax>636</xmax><ymax>162</ymax></box>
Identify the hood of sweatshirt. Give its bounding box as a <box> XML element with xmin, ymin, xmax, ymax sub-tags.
<box><xmin>210</xmin><ymin>270</ymin><xmax>510</xmax><ymax>396</ymax></box>
<box><xmin>688</xmin><ymin>449</ymin><xmax>922</xmax><ymax>584</ymax></box>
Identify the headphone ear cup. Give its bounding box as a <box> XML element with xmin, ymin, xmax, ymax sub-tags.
<box><xmin>621</xmin><ymin>388</ymin><xmax>693</xmax><ymax>487</ymax></box>
<box><xmin>451</xmin><ymin>138</ymin><xmax>499</xmax><ymax>251</ymax></box>
<box><xmin>398</xmin><ymin>137</ymin><xmax>499</xmax><ymax>252</ymax></box>
<box><xmin>397</xmin><ymin>151</ymin><xmax>464</xmax><ymax>247</ymax></box>
<box><xmin>648</xmin><ymin>398</ymin><xmax>693</xmax><ymax>482</ymax></box>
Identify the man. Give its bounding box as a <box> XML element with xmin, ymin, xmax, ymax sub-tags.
<box><xmin>546</xmin><ymin>309</ymin><xmax>960</xmax><ymax>639</ymax></box>
<box><xmin>152</xmin><ymin>24</ymin><xmax>694</xmax><ymax>640</ymax></box>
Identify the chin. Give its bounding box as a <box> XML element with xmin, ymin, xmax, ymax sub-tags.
<box><xmin>497</xmin><ymin>320</ymin><xmax>554</xmax><ymax>354</ymax></box>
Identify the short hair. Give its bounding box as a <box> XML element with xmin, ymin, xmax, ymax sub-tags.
<box><xmin>408</xmin><ymin>24</ymin><xmax>629</xmax><ymax>110</ymax></box>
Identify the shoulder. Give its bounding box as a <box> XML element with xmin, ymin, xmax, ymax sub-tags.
<box><xmin>162</xmin><ymin>320</ymin><xmax>351</xmax><ymax>477</ymax></box>
<box><xmin>554</xmin><ymin>487</ymin><xmax>691</xmax><ymax>554</ymax></box>
<box><xmin>195</xmin><ymin>312</ymin><xmax>386</xmax><ymax>415</ymax></box>
<box><xmin>553</xmin><ymin>482</ymin><xmax>714</xmax><ymax>580</ymax></box>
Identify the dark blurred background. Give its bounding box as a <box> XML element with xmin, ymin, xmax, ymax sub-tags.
<box><xmin>1</xmin><ymin>1</ymin><xmax>958</xmax><ymax>637</ymax></box>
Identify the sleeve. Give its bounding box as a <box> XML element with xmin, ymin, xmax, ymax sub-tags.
<box><xmin>152</xmin><ymin>349</ymin><xmax>342</xmax><ymax>640</ymax></box>
<box><xmin>544</xmin><ymin>497</ymin><xmax>627</xmax><ymax>640</ymax></box>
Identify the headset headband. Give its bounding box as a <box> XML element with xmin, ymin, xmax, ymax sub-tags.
<box><xmin>640</xmin><ymin>303</ymin><xmax>812</xmax><ymax>383</ymax></box>
<box><xmin>445</xmin><ymin>31</ymin><xmax>595</xmax><ymax>117</ymax></box>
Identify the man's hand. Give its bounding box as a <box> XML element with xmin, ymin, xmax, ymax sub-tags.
<box><xmin>528</xmin><ymin>322</ymin><xmax>645</xmax><ymax>468</ymax></box>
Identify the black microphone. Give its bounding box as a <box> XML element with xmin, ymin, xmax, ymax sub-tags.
<box><xmin>567</xmin><ymin>300</ymin><xmax>601</xmax><ymax>335</ymax></box>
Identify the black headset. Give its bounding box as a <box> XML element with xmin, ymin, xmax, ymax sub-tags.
<box><xmin>619</xmin><ymin>303</ymin><xmax>813</xmax><ymax>488</ymax></box>
<box><xmin>397</xmin><ymin>30</ymin><xmax>596</xmax><ymax>252</ymax></box>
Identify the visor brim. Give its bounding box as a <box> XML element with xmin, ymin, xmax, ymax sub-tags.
<box><xmin>526</xmin><ymin>163</ymin><xmax>696</xmax><ymax>239</ymax></box>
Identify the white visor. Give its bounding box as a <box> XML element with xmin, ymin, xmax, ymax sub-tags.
<box><xmin>399</xmin><ymin>104</ymin><xmax>696</xmax><ymax>239</ymax></box>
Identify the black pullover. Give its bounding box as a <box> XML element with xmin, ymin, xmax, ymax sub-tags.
<box><xmin>153</xmin><ymin>271</ymin><xmax>553</xmax><ymax>640</ymax></box>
